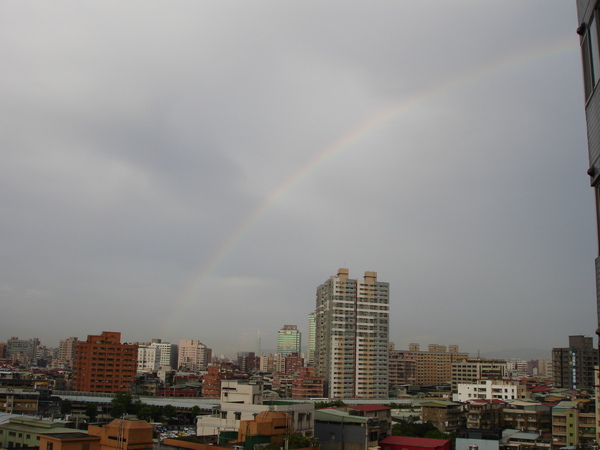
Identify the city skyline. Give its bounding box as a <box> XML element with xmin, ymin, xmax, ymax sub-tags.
<box><xmin>0</xmin><ymin>2</ymin><xmax>594</xmax><ymax>357</ymax></box>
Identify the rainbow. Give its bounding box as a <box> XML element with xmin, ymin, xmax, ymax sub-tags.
<box><xmin>159</xmin><ymin>34</ymin><xmax>577</xmax><ymax>339</ymax></box>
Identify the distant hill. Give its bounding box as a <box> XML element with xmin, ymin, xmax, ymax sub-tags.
<box><xmin>480</xmin><ymin>348</ymin><xmax>550</xmax><ymax>361</ymax></box>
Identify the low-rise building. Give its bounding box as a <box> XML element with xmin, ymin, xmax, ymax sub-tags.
<box><xmin>455</xmin><ymin>429</ymin><xmax>502</xmax><ymax>450</ymax></box>
<box><xmin>421</xmin><ymin>400</ymin><xmax>465</xmax><ymax>432</ymax></box>
<box><xmin>87</xmin><ymin>419</ymin><xmax>153</xmax><ymax>450</ymax></box>
<box><xmin>344</xmin><ymin>405</ymin><xmax>391</xmax><ymax>439</ymax></box>
<box><xmin>501</xmin><ymin>429</ymin><xmax>551</xmax><ymax>450</ymax></box>
<box><xmin>196</xmin><ymin>380</ymin><xmax>314</xmax><ymax>437</ymax></box>
<box><xmin>453</xmin><ymin>379</ymin><xmax>526</xmax><ymax>402</ymax></box>
<box><xmin>0</xmin><ymin>387</ymin><xmax>39</xmax><ymax>415</ymax></box>
<box><xmin>464</xmin><ymin>399</ymin><xmax>505</xmax><ymax>429</ymax></box>
<box><xmin>551</xmin><ymin>400</ymin><xmax>596</xmax><ymax>450</ymax></box>
<box><xmin>0</xmin><ymin>416</ymin><xmax>77</xmax><ymax>449</ymax></box>
<box><xmin>314</xmin><ymin>408</ymin><xmax>380</xmax><ymax>450</ymax></box>
<box><xmin>502</xmin><ymin>400</ymin><xmax>551</xmax><ymax>434</ymax></box>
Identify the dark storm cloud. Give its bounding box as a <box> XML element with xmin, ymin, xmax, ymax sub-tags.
<box><xmin>0</xmin><ymin>1</ymin><xmax>593</xmax><ymax>357</ymax></box>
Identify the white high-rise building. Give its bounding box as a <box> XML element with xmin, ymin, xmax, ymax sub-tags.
<box><xmin>138</xmin><ymin>344</ymin><xmax>159</xmax><ymax>372</ymax></box>
<box><xmin>313</xmin><ymin>268</ymin><xmax>389</xmax><ymax>398</ymax></box>
<box><xmin>137</xmin><ymin>339</ymin><xmax>177</xmax><ymax>372</ymax></box>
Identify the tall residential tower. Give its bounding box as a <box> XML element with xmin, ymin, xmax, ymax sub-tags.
<box><xmin>576</xmin><ymin>0</ymin><xmax>600</xmax><ymax>363</ymax></box>
<box><xmin>313</xmin><ymin>268</ymin><xmax>389</xmax><ymax>398</ymax></box>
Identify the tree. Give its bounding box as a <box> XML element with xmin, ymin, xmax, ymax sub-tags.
<box><xmin>137</xmin><ymin>405</ymin><xmax>159</xmax><ymax>422</ymax></box>
<box><xmin>85</xmin><ymin>403</ymin><xmax>99</xmax><ymax>422</ymax></box>
<box><xmin>287</xmin><ymin>433</ymin><xmax>319</xmax><ymax>449</ymax></box>
<box><xmin>392</xmin><ymin>420</ymin><xmax>453</xmax><ymax>442</ymax></box>
<box><xmin>314</xmin><ymin>399</ymin><xmax>346</xmax><ymax>409</ymax></box>
<box><xmin>60</xmin><ymin>399</ymin><xmax>72</xmax><ymax>417</ymax></box>
<box><xmin>110</xmin><ymin>393</ymin><xmax>133</xmax><ymax>418</ymax></box>
<box><xmin>163</xmin><ymin>404</ymin><xmax>177</xmax><ymax>420</ymax></box>
<box><xmin>191</xmin><ymin>405</ymin><xmax>201</xmax><ymax>417</ymax></box>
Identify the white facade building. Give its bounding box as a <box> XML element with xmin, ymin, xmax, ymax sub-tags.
<box><xmin>137</xmin><ymin>340</ymin><xmax>177</xmax><ymax>373</ymax></box>
<box><xmin>313</xmin><ymin>268</ymin><xmax>389</xmax><ymax>398</ymax></box>
<box><xmin>178</xmin><ymin>339</ymin><xmax>211</xmax><ymax>371</ymax></box>
<box><xmin>196</xmin><ymin>380</ymin><xmax>314</xmax><ymax>436</ymax></box>
<box><xmin>453</xmin><ymin>379</ymin><xmax>527</xmax><ymax>402</ymax></box>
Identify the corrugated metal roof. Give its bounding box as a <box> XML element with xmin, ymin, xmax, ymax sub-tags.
<box><xmin>315</xmin><ymin>409</ymin><xmax>368</xmax><ymax>424</ymax></box>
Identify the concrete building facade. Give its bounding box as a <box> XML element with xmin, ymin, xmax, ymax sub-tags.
<box><xmin>576</xmin><ymin>0</ymin><xmax>600</xmax><ymax>350</ymax></box>
<box><xmin>196</xmin><ymin>380</ymin><xmax>314</xmax><ymax>437</ymax></box>
<box><xmin>551</xmin><ymin>335</ymin><xmax>598</xmax><ymax>389</ymax></box>
<box><xmin>307</xmin><ymin>313</ymin><xmax>316</xmax><ymax>366</ymax></box>
<box><xmin>408</xmin><ymin>343</ymin><xmax>468</xmax><ymax>386</ymax></box>
<box><xmin>453</xmin><ymin>379</ymin><xmax>526</xmax><ymax>402</ymax></box>
<box><xmin>57</xmin><ymin>337</ymin><xmax>78</xmax><ymax>368</ymax></box>
<box><xmin>451</xmin><ymin>359</ymin><xmax>507</xmax><ymax>391</ymax></box>
<box><xmin>313</xmin><ymin>268</ymin><xmax>389</xmax><ymax>398</ymax></box>
<box><xmin>72</xmin><ymin>331</ymin><xmax>137</xmax><ymax>393</ymax></box>
<box><xmin>389</xmin><ymin>346</ymin><xmax>416</xmax><ymax>389</ymax></box>
<box><xmin>137</xmin><ymin>340</ymin><xmax>177</xmax><ymax>372</ymax></box>
<box><xmin>178</xmin><ymin>339</ymin><xmax>211</xmax><ymax>372</ymax></box>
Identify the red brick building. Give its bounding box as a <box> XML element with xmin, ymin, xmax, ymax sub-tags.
<box><xmin>291</xmin><ymin>368</ymin><xmax>324</xmax><ymax>399</ymax></box>
<box><xmin>202</xmin><ymin>363</ymin><xmax>235</xmax><ymax>398</ymax></box>
<box><xmin>72</xmin><ymin>331</ymin><xmax>137</xmax><ymax>393</ymax></box>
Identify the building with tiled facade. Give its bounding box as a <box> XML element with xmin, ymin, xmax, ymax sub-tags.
<box><xmin>451</xmin><ymin>358</ymin><xmax>507</xmax><ymax>391</ymax></box>
<box><xmin>291</xmin><ymin>368</ymin><xmax>325</xmax><ymax>399</ymax></box>
<box><xmin>420</xmin><ymin>400</ymin><xmax>465</xmax><ymax>432</ymax></box>
<box><xmin>313</xmin><ymin>268</ymin><xmax>389</xmax><ymax>398</ymax></box>
<box><xmin>552</xmin><ymin>335</ymin><xmax>598</xmax><ymax>389</ymax></box>
<box><xmin>72</xmin><ymin>331</ymin><xmax>137</xmax><ymax>393</ymax></box>
<box><xmin>501</xmin><ymin>400</ymin><xmax>551</xmax><ymax>434</ymax></box>
<box><xmin>408</xmin><ymin>343</ymin><xmax>468</xmax><ymax>385</ymax></box>
<box><xmin>551</xmin><ymin>400</ymin><xmax>596</xmax><ymax>450</ymax></box>
<box><xmin>389</xmin><ymin>345</ymin><xmax>416</xmax><ymax>389</ymax></box>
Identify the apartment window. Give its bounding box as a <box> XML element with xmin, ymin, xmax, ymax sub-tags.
<box><xmin>583</xmin><ymin>14</ymin><xmax>600</xmax><ymax>99</ymax></box>
<box><xmin>47</xmin><ymin>443</ymin><xmax>53</xmax><ymax>450</ymax></box>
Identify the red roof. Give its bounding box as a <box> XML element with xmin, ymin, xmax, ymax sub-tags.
<box><xmin>380</xmin><ymin>436</ymin><xmax>450</xmax><ymax>448</ymax></box>
<box><xmin>350</xmin><ymin>404</ymin><xmax>391</xmax><ymax>412</ymax></box>
<box><xmin>530</xmin><ymin>386</ymin><xmax>553</xmax><ymax>393</ymax></box>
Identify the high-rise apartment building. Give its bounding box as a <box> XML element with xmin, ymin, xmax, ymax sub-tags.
<box><xmin>575</xmin><ymin>8</ymin><xmax>600</xmax><ymax>445</ymax></box>
<box><xmin>576</xmin><ymin>1</ymin><xmax>600</xmax><ymax>344</ymax></box>
<box><xmin>72</xmin><ymin>331</ymin><xmax>137</xmax><ymax>393</ymax></box>
<box><xmin>178</xmin><ymin>339</ymin><xmax>211</xmax><ymax>372</ymax></box>
<box><xmin>237</xmin><ymin>351</ymin><xmax>258</xmax><ymax>373</ymax></box>
<box><xmin>277</xmin><ymin>325</ymin><xmax>301</xmax><ymax>357</ymax></box>
<box><xmin>58</xmin><ymin>337</ymin><xmax>78</xmax><ymax>367</ymax></box>
<box><xmin>6</xmin><ymin>337</ymin><xmax>40</xmax><ymax>366</ymax></box>
<box><xmin>313</xmin><ymin>268</ymin><xmax>389</xmax><ymax>398</ymax></box>
<box><xmin>137</xmin><ymin>339</ymin><xmax>177</xmax><ymax>372</ymax></box>
<box><xmin>552</xmin><ymin>335</ymin><xmax>598</xmax><ymax>389</ymax></box>
<box><xmin>307</xmin><ymin>313</ymin><xmax>316</xmax><ymax>366</ymax></box>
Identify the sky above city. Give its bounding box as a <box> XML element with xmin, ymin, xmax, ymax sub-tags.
<box><xmin>0</xmin><ymin>1</ymin><xmax>594</xmax><ymax>359</ymax></box>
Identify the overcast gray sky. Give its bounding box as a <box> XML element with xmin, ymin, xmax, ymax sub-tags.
<box><xmin>0</xmin><ymin>1</ymin><xmax>593</xmax><ymax>359</ymax></box>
